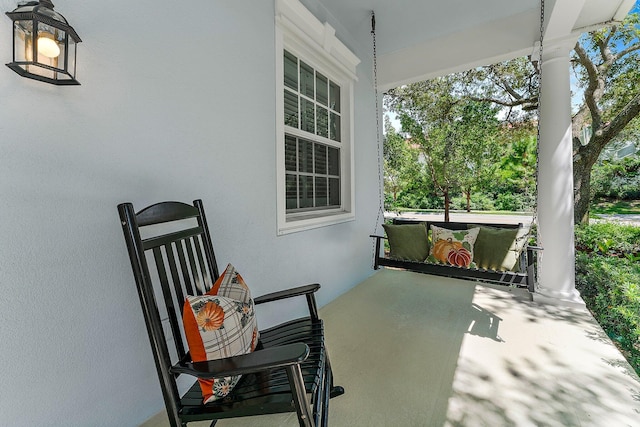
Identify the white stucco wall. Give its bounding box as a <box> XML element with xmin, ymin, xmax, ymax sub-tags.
<box><xmin>0</xmin><ymin>1</ymin><xmax>379</xmax><ymax>425</ymax></box>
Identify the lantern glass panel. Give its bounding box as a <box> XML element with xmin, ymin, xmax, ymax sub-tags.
<box><xmin>13</xmin><ymin>20</ymin><xmax>32</xmax><ymax>63</ymax></box>
<box><xmin>37</xmin><ymin>22</ymin><xmax>64</xmax><ymax>70</ymax></box>
<box><xmin>67</xmin><ymin>39</ymin><xmax>77</xmax><ymax>76</ymax></box>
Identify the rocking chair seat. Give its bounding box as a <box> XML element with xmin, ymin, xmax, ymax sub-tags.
<box><xmin>177</xmin><ymin>316</ymin><xmax>327</xmax><ymax>423</ymax></box>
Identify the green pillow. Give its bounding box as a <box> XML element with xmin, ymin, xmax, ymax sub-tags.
<box><xmin>470</xmin><ymin>225</ymin><xmax>521</xmax><ymax>271</ymax></box>
<box><xmin>383</xmin><ymin>223</ymin><xmax>429</xmax><ymax>261</ymax></box>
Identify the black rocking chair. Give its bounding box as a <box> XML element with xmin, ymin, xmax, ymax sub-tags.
<box><xmin>118</xmin><ymin>199</ymin><xmax>343</xmax><ymax>427</ymax></box>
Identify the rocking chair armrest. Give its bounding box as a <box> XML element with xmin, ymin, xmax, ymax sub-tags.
<box><xmin>254</xmin><ymin>283</ymin><xmax>321</xmax><ymax>305</ymax></box>
<box><xmin>171</xmin><ymin>343</ymin><xmax>310</xmax><ymax>379</ymax></box>
<box><xmin>526</xmin><ymin>245</ymin><xmax>544</xmax><ymax>251</ymax></box>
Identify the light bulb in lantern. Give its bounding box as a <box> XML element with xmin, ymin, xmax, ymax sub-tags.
<box><xmin>37</xmin><ymin>36</ymin><xmax>61</xmax><ymax>58</ymax></box>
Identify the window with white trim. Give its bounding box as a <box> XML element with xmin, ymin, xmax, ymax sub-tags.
<box><xmin>275</xmin><ymin>0</ymin><xmax>360</xmax><ymax>235</ymax></box>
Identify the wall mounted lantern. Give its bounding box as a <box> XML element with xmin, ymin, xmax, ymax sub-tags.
<box><xmin>6</xmin><ymin>0</ymin><xmax>81</xmax><ymax>85</ymax></box>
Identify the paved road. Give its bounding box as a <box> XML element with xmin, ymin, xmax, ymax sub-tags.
<box><xmin>386</xmin><ymin>211</ymin><xmax>533</xmax><ymax>225</ymax></box>
<box><xmin>387</xmin><ymin>211</ymin><xmax>640</xmax><ymax>226</ymax></box>
<box><xmin>591</xmin><ymin>213</ymin><xmax>640</xmax><ymax>226</ymax></box>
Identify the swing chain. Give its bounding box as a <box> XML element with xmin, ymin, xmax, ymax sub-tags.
<box><xmin>371</xmin><ymin>11</ymin><xmax>385</xmax><ymax>268</ymax></box>
<box><xmin>533</xmin><ymin>0</ymin><xmax>544</xmax><ymax>229</ymax></box>
<box><xmin>532</xmin><ymin>0</ymin><xmax>545</xmax><ymax>280</ymax></box>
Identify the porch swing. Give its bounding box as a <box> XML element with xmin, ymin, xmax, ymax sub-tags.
<box><xmin>369</xmin><ymin>4</ymin><xmax>545</xmax><ymax>292</ymax></box>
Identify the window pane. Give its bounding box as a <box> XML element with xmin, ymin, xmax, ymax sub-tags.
<box><xmin>284</xmin><ymin>90</ymin><xmax>298</xmax><ymax>127</ymax></box>
<box><xmin>285</xmin><ymin>135</ymin><xmax>297</xmax><ymax>171</ymax></box>
<box><xmin>316</xmin><ymin>73</ymin><xmax>328</xmax><ymax>105</ymax></box>
<box><xmin>300</xmin><ymin>61</ymin><xmax>314</xmax><ymax>99</ymax></box>
<box><xmin>284</xmin><ymin>50</ymin><xmax>298</xmax><ymax>90</ymax></box>
<box><xmin>286</xmin><ymin>174</ymin><xmax>298</xmax><ymax>209</ymax></box>
<box><xmin>281</xmin><ymin>47</ymin><xmax>347</xmax><ymax>216</ymax></box>
<box><xmin>330</xmin><ymin>112</ymin><xmax>341</xmax><ymax>142</ymax></box>
<box><xmin>329</xmin><ymin>178</ymin><xmax>340</xmax><ymax>206</ymax></box>
<box><xmin>315</xmin><ymin>177</ymin><xmax>327</xmax><ymax>207</ymax></box>
<box><xmin>299</xmin><ymin>176</ymin><xmax>314</xmax><ymax>208</ymax></box>
<box><xmin>315</xmin><ymin>144</ymin><xmax>327</xmax><ymax>174</ymax></box>
<box><xmin>301</xmin><ymin>98</ymin><xmax>315</xmax><ymax>134</ymax></box>
<box><xmin>298</xmin><ymin>139</ymin><xmax>313</xmax><ymax>173</ymax></box>
<box><xmin>329</xmin><ymin>81</ymin><xmax>340</xmax><ymax>112</ymax></box>
<box><xmin>316</xmin><ymin>107</ymin><xmax>328</xmax><ymax>138</ymax></box>
<box><xmin>328</xmin><ymin>147</ymin><xmax>340</xmax><ymax>176</ymax></box>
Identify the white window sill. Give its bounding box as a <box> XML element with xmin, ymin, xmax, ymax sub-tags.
<box><xmin>278</xmin><ymin>210</ymin><xmax>355</xmax><ymax>235</ymax></box>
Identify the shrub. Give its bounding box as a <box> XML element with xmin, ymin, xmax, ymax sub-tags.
<box><xmin>575</xmin><ymin>223</ymin><xmax>640</xmax><ymax>376</ymax></box>
<box><xmin>450</xmin><ymin>193</ymin><xmax>496</xmax><ymax>211</ymax></box>
<box><xmin>592</xmin><ymin>156</ymin><xmax>640</xmax><ymax>200</ymax></box>
<box><xmin>396</xmin><ymin>191</ymin><xmax>443</xmax><ymax>210</ymax></box>
<box><xmin>493</xmin><ymin>192</ymin><xmax>534</xmax><ymax>211</ymax></box>
<box><xmin>575</xmin><ymin>222</ymin><xmax>640</xmax><ymax>254</ymax></box>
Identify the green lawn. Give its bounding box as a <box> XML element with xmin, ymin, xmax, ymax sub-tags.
<box><xmin>591</xmin><ymin>199</ymin><xmax>640</xmax><ymax>215</ymax></box>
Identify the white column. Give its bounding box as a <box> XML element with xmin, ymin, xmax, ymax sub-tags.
<box><xmin>535</xmin><ymin>41</ymin><xmax>584</xmax><ymax>307</ymax></box>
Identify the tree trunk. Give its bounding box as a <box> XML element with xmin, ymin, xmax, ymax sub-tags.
<box><xmin>465</xmin><ymin>190</ymin><xmax>471</xmax><ymax>212</ymax></box>
<box><xmin>444</xmin><ymin>189</ymin><xmax>450</xmax><ymax>222</ymax></box>
<box><xmin>573</xmin><ymin>161</ymin><xmax>592</xmax><ymax>224</ymax></box>
<box><xmin>573</xmin><ymin>139</ymin><xmax>600</xmax><ymax>224</ymax></box>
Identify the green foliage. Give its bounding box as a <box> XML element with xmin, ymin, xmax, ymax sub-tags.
<box><xmin>456</xmin><ymin>103</ymin><xmax>502</xmax><ymax>211</ymax></box>
<box><xmin>575</xmin><ymin>222</ymin><xmax>640</xmax><ymax>254</ymax></box>
<box><xmin>493</xmin><ymin>192</ymin><xmax>534</xmax><ymax>212</ymax></box>
<box><xmin>494</xmin><ymin>123</ymin><xmax>537</xmax><ymax>198</ymax></box>
<box><xmin>450</xmin><ymin>194</ymin><xmax>496</xmax><ymax>211</ymax></box>
<box><xmin>575</xmin><ymin>223</ymin><xmax>640</xmax><ymax>376</ymax></box>
<box><xmin>383</xmin><ymin>109</ymin><xmax>538</xmax><ymax>212</ymax></box>
<box><xmin>462</xmin><ymin>57</ymin><xmax>539</xmax><ymax>122</ymax></box>
<box><xmin>387</xmin><ymin>78</ymin><xmax>502</xmax><ymax>216</ymax></box>
<box><xmin>383</xmin><ymin>116</ymin><xmax>421</xmax><ymax>208</ymax></box>
<box><xmin>396</xmin><ymin>187</ymin><xmax>443</xmax><ymax>210</ymax></box>
<box><xmin>454</xmin><ymin>9</ymin><xmax>640</xmax><ymax>222</ymax></box>
<box><xmin>591</xmin><ymin>155</ymin><xmax>640</xmax><ymax>200</ymax></box>
<box><xmin>382</xmin><ymin>8</ymin><xmax>640</xmax><ymax>217</ymax></box>
<box><xmin>387</xmin><ymin>168</ymin><xmax>440</xmax><ymax>210</ymax></box>
<box><xmin>577</xmin><ymin>12</ymin><xmax>640</xmax><ymax>120</ymax></box>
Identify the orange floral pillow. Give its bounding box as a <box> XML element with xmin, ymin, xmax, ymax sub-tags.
<box><xmin>426</xmin><ymin>225</ymin><xmax>480</xmax><ymax>268</ymax></box>
<box><xmin>183</xmin><ymin>264</ymin><xmax>259</xmax><ymax>404</ymax></box>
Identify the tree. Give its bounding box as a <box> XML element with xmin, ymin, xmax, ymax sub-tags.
<box><xmin>494</xmin><ymin>122</ymin><xmax>538</xmax><ymax>203</ymax></box>
<box><xmin>388</xmin><ymin>77</ymin><xmax>501</xmax><ymax>220</ymax></box>
<box><xmin>571</xmin><ymin>11</ymin><xmax>640</xmax><ymax>222</ymax></box>
<box><xmin>455</xmin><ymin>101</ymin><xmax>501</xmax><ymax>211</ymax></box>
<box><xmin>463</xmin><ymin>9</ymin><xmax>640</xmax><ymax>223</ymax></box>
<box><xmin>383</xmin><ymin>116</ymin><xmax>420</xmax><ymax>210</ymax></box>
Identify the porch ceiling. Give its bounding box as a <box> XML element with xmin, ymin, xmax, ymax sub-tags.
<box><xmin>314</xmin><ymin>0</ymin><xmax>636</xmax><ymax>90</ymax></box>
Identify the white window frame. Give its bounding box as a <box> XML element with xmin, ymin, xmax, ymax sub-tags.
<box><xmin>275</xmin><ymin>0</ymin><xmax>360</xmax><ymax>235</ymax></box>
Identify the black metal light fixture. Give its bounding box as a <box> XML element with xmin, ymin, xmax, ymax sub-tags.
<box><xmin>6</xmin><ymin>0</ymin><xmax>81</xmax><ymax>85</ymax></box>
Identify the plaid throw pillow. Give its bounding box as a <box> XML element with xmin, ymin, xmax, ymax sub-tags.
<box><xmin>208</xmin><ymin>263</ymin><xmax>251</xmax><ymax>302</ymax></box>
<box><xmin>183</xmin><ymin>264</ymin><xmax>259</xmax><ymax>404</ymax></box>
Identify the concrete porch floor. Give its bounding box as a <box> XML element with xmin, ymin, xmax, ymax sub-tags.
<box><xmin>142</xmin><ymin>269</ymin><xmax>640</xmax><ymax>427</ymax></box>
